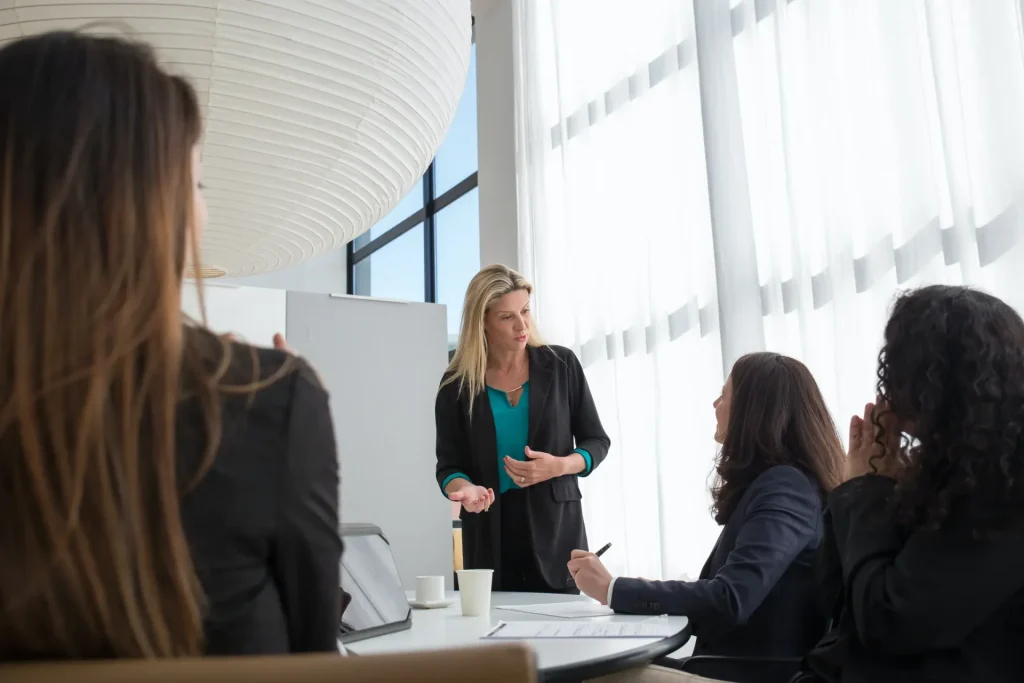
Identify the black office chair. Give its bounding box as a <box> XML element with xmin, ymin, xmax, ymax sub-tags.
<box><xmin>657</xmin><ymin>655</ymin><xmax>806</xmax><ymax>683</ymax></box>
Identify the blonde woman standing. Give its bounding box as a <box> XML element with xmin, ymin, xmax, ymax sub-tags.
<box><xmin>435</xmin><ymin>265</ymin><xmax>610</xmax><ymax>592</ymax></box>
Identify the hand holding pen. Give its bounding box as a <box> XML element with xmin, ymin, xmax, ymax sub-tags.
<box><xmin>566</xmin><ymin>543</ymin><xmax>614</xmax><ymax>603</ymax></box>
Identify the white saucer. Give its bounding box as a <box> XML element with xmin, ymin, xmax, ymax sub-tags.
<box><xmin>409</xmin><ymin>598</ymin><xmax>456</xmax><ymax>609</ymax></box>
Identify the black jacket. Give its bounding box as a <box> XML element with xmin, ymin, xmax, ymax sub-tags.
<box><xmin>177</xmin><ymin>339</ymin><xmax>342</xmax><ymax>655</ymax></box>
<box><xmin>611</xmin><ymin>465</ymin><xmax>826</xmax><ymax>658</ymax></box>
<box><xmin>805</xmin><ymin>475</ymin><xmax>1024</xmax><ymax>683</ymax></box>
<box><xmin>434</xmin><ymin>344</ymin><xmax>610</xmax><ymax>590</ymax></box>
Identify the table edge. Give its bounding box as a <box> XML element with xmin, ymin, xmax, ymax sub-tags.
<box><xmin>539</xmin><ymin>620</ymin><xmax>692</xmax><ymax>683</ymax></box>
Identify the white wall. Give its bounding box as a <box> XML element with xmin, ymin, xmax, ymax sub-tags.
<box><xmin>181</xmin><ymin>282</ymin><xmax>286</xmax><ymax>346</ymax></box>
<box><xmin>475</xmin><ymin>0</ymin><xmax>521</xmax><ymax>270</ymax></box>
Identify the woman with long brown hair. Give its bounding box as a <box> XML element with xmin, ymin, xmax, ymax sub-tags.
<box><xmin>0</xmin><ymin>32</ymin><xmax>341</xmax><ymax>659</ymax></box>
<box><xmin>571</xmin><ymin>352</ymin><xmax>844</xmax><ymax>672</ymax></box>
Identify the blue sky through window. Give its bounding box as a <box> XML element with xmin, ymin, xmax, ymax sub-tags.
<box><xmin>353</xmin><ymin>223</ymin><xmax>425</xmax><ymax>302</ymax></box>
<box><xmin>437</xmin><ymin>188</ymin><xmax>481</xmax><ymax>347</ymax></box>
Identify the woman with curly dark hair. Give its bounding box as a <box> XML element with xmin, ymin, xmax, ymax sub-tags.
<box><xmin>805</xmin><ymin>285</ymin><xmax>1024</xmax><ymax>683</ymax></box>
<box><xmin>571</xmin><ymin>352</ymin><xmax>845</xmax><ymax>672</ymax></box>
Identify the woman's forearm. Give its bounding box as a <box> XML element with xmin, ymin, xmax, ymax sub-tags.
<box><xmin>561</xmin><ymin>452</ymin><xmax>587</xmax><ymax>476</ymax></box>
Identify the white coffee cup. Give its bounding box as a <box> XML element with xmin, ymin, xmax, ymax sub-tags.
<box><xmin>415</xmin><ymin>575</ymin><xmax>445</xmax><ymax>604</ymax></box>
<box><xmin>456</xmin><ymin>569</ymin><xmax>494</xmax><ymax>617</ymax></box>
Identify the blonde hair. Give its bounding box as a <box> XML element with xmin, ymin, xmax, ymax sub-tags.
<box><xmin>442</xmin><ymin>264</ymin><xmax>542</xmax><ymax>413</ymax></box>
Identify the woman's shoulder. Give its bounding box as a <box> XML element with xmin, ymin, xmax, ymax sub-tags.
<box><xmin>536</xmin><ymin>343</ymin><xmax>576</xmax><ymax>360</ymax></box>
<box><xmin>232</xmin><ymin>343</ymin><xmax>324</xmax><ymax>410</ymax></box>
<box><xmin>531</xmin><ymin>343</ymin><xmax>581</xmax><ymax>371</ymax></box>
<box><xmin>746</xmin><ymin>465</ymin><xmax>823</xmax><ymax>507</ymax></box>
<box><xmin>437</xmin><ymin>370</ymin><xmax>462</xmax><ymax>396</ymax></box>
<box><xmin>184</xmin><ymin>327</ymin><xmax>326</xmax><ymax>417</ymax></box>
<box><xmin>176</xmin><ymin>333</ymin><xmax>329</xmax><ymax>488</ymax></box>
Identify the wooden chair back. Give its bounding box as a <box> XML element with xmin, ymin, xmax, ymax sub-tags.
<box><xmin>1</xmin><ymin>643</ymin><xmax>537</xmax><ymax>683</ymax></box>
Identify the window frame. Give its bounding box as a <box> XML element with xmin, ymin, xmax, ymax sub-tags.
<box><xmin>345</xmin><ymin>167</ymin><xmax>479</xmax><ymax>302</ymax></box>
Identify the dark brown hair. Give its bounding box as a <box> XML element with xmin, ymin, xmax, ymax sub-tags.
<box><xmin>711</xmin><ymin>352</ymin><xmax>845</xmax><ymax>524</ymax></box>
<box><xmin>878</xmin><ymin>285</ymin><xmax>1024</xmax><ymax>534</ymax></box>
<box><xmin>0</xmin><ymin>31</ymin><xmax>252</xmax><ymax>659</ymax></box>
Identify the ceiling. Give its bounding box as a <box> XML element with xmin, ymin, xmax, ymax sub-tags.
<box><xmin>0</xmin><ymin>0</ymin><xmax>472</xmax><ymax>277</ymax></box>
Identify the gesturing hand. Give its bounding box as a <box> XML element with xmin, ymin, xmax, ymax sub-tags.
<box><xmin>567</xmin><ymin>549</ymin><xmax>614</xmax><ymax>605</ymax></box>
<box><xmin>223</xmin><ymin>332</ymin><xmax>293</xmax><ymax>353</ymax></box>
<box><xmin>449</xmin><ymin>485</ymin><xmax>495</xmax><ymax>513</ymax></box>
<box><xmin>272</xmin><ymin>332</ymin><xmax>293</xmax><ymax>353</ymax></box>
<box><xmin>846</xmin><ymin>401</ymin><xmax>902</xmax><ymax>481</ymax></box>
<box><xmin>223</xmin><ymin>331</ymin><xmax>326</xmax><ymax>385</ymax></box>
<box><xmin>504</xmin><ymin>447</ymin><xmax>566</xmax><ymax>488</ymax></box>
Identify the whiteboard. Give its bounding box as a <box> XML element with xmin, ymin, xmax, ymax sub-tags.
<box><xmin>286</xmin><ymin>292</ymin><xmax>452</xmax><ymax>589</ymax></box>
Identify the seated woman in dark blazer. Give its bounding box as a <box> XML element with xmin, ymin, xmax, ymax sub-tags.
<box><xmin>803</xmin><ymin>286</ymin><xmax>1024</xmax><ymax>683</ymax></box>
<box><xmin>0</xmin><ymin>32</ymin><xmax>341</xmax><ymax>659</ymax></box>
<box><xmin>570</xmin><ymin>352</ymin><xmax>844</xmax><ymax>661</ymax></box>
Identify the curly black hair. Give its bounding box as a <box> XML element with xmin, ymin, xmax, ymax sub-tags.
<box><xmin>878</xmin><ymin>285</ymin><xmax>1024</xmax><ymax>534</ymax></box>
<box><xmin>711</xmin><ymin>352</ymin><xmax>845</xmax><ymax>524</ymax></box>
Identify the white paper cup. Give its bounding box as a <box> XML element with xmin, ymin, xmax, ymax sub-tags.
<box><xmin>415</xmin><ymin>575</ymin><xmax>445</xmax><ymax>604</ymax></box>
<box><xmin>456</xmin><ymin>569</ymin><xmax>494</xmax><ymax>617</ymax></box>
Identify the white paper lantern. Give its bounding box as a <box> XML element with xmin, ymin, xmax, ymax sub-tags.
<box><xmin>0</xmin><ymin>0</ymin><xmax>472</xmax><ymax>276</ymax></box>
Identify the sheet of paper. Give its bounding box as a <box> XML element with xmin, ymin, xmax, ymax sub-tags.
<box><xmin>496</xmin><ymin>602</ymin><xmax>615</xmax><ymax>619</ymax></box>
<box><xmin>482</xmin><ymin>620</ymin><xmax>678</xmax><ymax>639</ymax></box>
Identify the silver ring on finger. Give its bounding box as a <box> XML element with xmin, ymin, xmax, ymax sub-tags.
<box><xmin>520</xmin><ymin>476</ymin><xmax>526</xmax><ymax>484</ymax></box>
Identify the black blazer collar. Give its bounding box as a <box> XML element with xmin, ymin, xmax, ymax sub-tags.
<box><xmin>527</xmin><ymin>345</ymin><xmax>555</xmax><ymax>446</ymax></box>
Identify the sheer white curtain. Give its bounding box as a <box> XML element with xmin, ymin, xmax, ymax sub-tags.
<box><xmin>514</xmin><ymin>0</ymin><xmax>724</xmax><ymax>580</ymax></box>
<box><xmin>727</xmin><ymin>0</ymin><xmax>1024</xmax><ymax>428</ymax></box>
<box><xmin>513</xmin><ymin>0</ymin><xmax>1024</xmax><ymax>581</ymax></box>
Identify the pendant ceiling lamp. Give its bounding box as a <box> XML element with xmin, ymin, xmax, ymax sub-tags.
<box><xmin>0</xmin><ymin>0</ymin><xmax>472</xmax><ymax>277</ymax></box>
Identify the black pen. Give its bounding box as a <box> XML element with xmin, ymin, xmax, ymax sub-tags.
<box><xmin>567</xmin><ymin>542</ymin><xmax>612</xmax><ymax>585</ymax></box>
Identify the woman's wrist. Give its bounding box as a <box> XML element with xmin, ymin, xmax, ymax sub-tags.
<box><xmin>444</xmin><ymin>476</ymin><xmax>474</xmax><ymax>495</ymax></box>
<box><xmin>561</xmin><ymin>452</ymin><xmax>586</xmax><ymax>476</ymax></box>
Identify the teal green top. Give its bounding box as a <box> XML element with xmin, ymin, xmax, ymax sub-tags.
<box><xmin>489</xmin><ymin>382</ymin><xmax>532</xmax><ymax>493</ymax></box>
<box><xmin>441</xmin><ymin>381</ymin><xmax>593</xmax><ymax>494</ymax></box>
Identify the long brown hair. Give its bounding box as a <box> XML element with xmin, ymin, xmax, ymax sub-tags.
<box><xmin>0</xmin><ymin>32</ymin><xmax>242</xmax><ymax>659</ymax></box>
<box><xmin>711</xmin><ymin>352</ymin><xmax>844</xmax><ymax>524</ymax></box>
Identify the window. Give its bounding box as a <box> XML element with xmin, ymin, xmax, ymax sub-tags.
<box><xmin>351</xmin><ymin>224</ymin><xmax>426</xmax><ymax>303</ymax></box>
<box><xmin>436</xmin><ymin>188</ymin><xmax>481</xmax><ymax>348</ymax></box>
<box><xmin>348</xmin><ymin>44</ymin><xmax>480</xmax><ymax>352</ymax></box>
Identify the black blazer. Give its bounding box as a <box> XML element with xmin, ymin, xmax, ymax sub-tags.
<box><xmin>434</xmin><ymin>344</ymin><xmax>610</xmax><ymax>590</ymax></box>
<box><xmin>611</xmin><ymin>465</ymin><xmax>826</xmax><ymax>658</ymax></box>
<box><xmin>805</xmin><ymin>475</ymin><xmax>1024</xmax><ymax>683</ymax></box>
<box><xmin>177</xmin><ymin>338</ymin><xmax>342</xmax><ymax>655</ymax></box>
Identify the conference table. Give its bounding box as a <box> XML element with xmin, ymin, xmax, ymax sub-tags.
<box><xmin>346</xmin><ymin>591</ymin><xmax>692</xmax><ymax>682</ymax></box>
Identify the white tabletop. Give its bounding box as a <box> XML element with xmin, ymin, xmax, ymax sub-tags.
<box><xmin>346</xmin><ymin>591</ymin><xmax>690</xmax><ymax>681</ymax></box>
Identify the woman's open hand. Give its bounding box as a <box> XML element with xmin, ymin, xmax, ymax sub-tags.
<box><xmin>448</xmin><ymin>485</ymin><xmax>495</xmax><ymax>513</ymax></box>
